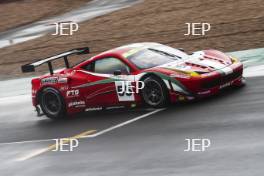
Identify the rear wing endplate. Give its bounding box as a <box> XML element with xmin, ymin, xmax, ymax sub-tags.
<box><xmin>21</xmin><ymin>47</ymin><xmax>90</xmax><ymax>75</ymax></box>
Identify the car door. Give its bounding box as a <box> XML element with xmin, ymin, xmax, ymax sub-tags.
<box><xmin>80</xmin><ymin>57</ymin><xmax>135</xmax><ymax>107</ymax></box>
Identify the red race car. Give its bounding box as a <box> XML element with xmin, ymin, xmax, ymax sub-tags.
<box><xmin>22</xmin><ymin>42</ymin><xmax>245</xmax><ymax>119</ymax></box>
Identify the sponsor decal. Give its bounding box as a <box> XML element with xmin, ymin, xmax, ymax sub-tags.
<box><xmin>85</xmin><ymin>107</ymin><xmax>103</xmax><ymax>111</ymax></box>
<box><xmin>115</xmin><ymin>81</ymin><xmax>135</xmax><ymax>101</ymax></box>
<box><xmin>115</xmin><ymin>81</ymin><xmax>144</xmax><ymax>102</ymax></box>
<box><xmin>60</xmin><ymin>86</ymin><xmax>69</xmax><ymax>91</ymax></box>
<box><xmin>58</xmin><ymin>77</ymin><xmax>68</xmax><ymax>83</ymax></box>
<box><xmin>198</xmin><ymin>90</ymin><xmax>211</xmax><ymax>95</ymax></box>
<box><xmin>68</xmin><ymin>101</ymin><xmax>85</xmax><ymax>108</ymax></box>
<box><xmin>220</xmin><ymin>81</ymin><xmax>233</xmax><ymax>89</ymax></box>
<box><xmin>66</xmin><ymin>90</ymin><xmax>80</xmax><ymax>97</ymax></box>
<box><xmin>187</xmin><ymin>96</ymin><xmax>195</xmax><ymax>100</ymax></box>
<box><xmin>106</xmin><ymin>106</ymin><xmax>125</xmax><ymax>110</ymax></box>
<box><xmin>41</xmin><ymin>77</ymin><xmax>58</xmax><ymax>85</ymax></box>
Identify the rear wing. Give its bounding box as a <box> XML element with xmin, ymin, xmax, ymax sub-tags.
<box><xmin>21</xmin><ymin>47</ymin><xmax>90</xmax><ymax>75</ymax></box>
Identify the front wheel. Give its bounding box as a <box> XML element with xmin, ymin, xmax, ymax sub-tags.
<box><xmin>141</xmin><ymin>76</ymin><xmax>169</xmax><ymax>108</ymax></box>
<box><xmin>39</xmin><ymin>87</ymin><xmax>66</xmax><ymax>119</ymax></box>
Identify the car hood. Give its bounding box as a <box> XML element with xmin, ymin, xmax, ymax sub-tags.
<box><xmin>158</xmin><ymin>50</ymin><xmax>233</xmax><ymax>74</ymax></box>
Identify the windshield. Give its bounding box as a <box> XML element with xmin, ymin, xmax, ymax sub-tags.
<box><xmin>152</xmin><ymin>44</ymin><xmax>188</xmax><ymax>59</ymax></box>
<box><xmin>127</xmin><ymin>48</ymin><xmax>180</xmax><ymax>69</ymax></box>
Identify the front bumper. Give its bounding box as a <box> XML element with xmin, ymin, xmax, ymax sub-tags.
<box><xmin>169</xmin><ymin>62</ymin><xmax>244</xmax><ymax>102</ymax></box>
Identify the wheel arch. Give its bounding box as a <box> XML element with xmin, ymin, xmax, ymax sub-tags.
<box><xmin>139</xmin><ymin>72</ymin><xmax>170</xmax><ymax>107</ymax></box>
<box><xmin>37</xmin><ymin>86</ymin><xmax>67</xmax><ymax>119</ymax></box>
<box><xmin>36</xmin><ymin>86</ymin><xmax>62</xmax><ymax>105</ymax></box>
<box><xmin>139</xmin><ymin>72</ymin><xmax>170</xmax><ymax>90</ymax></box>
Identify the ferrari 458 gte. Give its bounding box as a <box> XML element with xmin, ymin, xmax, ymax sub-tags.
<box><xmin>22</xmin><ymin>42</ymin><xmax>245</xmax><ymax>119</ymax></box>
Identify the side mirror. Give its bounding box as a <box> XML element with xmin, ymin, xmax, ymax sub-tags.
<box><xmin>113</xmin><ymin>70</ymin><xmax>122</xmax><ymax>75</ymax></box>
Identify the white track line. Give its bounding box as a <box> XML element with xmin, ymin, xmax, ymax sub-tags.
<box><xmin>15</xmin><ymin>109</ymin><xmax>165</xmax><ymax>161</ymax></box>
<box><xmin>0</xmin><ymin>109</ymin><xmax>165</xmax><ymax>146</ymax></box>
<box><xmin>82</xmin><ymin>108</ymin><xmax>165</xmax><ymax>138</ymax></box>
<box><xmin>0</xmin><ymin>138</ymin><xmax>63</xmax><ymax>146</ymax></box>
<box><xmin>16</xmin><ymin>148</ymin><xmax>50</xmax><ymax>161</ymax></box>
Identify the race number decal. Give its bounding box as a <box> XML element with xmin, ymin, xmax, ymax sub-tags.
<box><xmin>115</xmin><ymin>81</ymin><xmax>135</xmax><ymax>101</ymax></box>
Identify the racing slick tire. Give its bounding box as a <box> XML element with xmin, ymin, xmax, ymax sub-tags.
<box><xmin>141</xmin><ymin>76</ymin><xmax>169</xmax><ymax>108</ymax></box>
<box><xmin>39</xmin><ymin>87</ymin><xmax>66</xmax><ymax>119</ymax></box>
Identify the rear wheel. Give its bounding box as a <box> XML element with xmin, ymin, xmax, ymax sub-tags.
<box><xmin>39</xmin><ymin>87</ymin><xmax>66</xmax><ymax>119</ymax></box>
<box><xmin>141</xmin><ymin>76</ymin><xmax>169</xmax><ymax>108</ymax></box>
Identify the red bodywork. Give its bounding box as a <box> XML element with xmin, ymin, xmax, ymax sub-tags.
<box><xmin>30</xmin><ymin>43</ymin><xmax>244</xmax><ymax>115</ymax></box>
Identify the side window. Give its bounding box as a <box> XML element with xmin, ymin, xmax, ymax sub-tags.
<box><xmin>82</xmin><ymin>62</ymin><xmax>94</xmax><ymax>71</ymax></box>
<box><xmin>94</xmin><ymin>57</ymin><xmax>130</xmax><ymax>74</ymax></box>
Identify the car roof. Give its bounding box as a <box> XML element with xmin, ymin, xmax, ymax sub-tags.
<box><xmin>76</xmin><ymin>43</ymin><xmax>158</xmax><ymax>68</ymax></box>
<box><xmin>76</xmin><ymin>42</ymin><xmax>188</xmax><ymax>70</ymax></box>
<box><xmin>95</xmin><ymin>42</ymin><xmax>162</xmax><ymax>57</ymax></box>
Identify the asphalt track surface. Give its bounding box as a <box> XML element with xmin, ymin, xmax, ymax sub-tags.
<box><xmin>0</xmin><ymin>76</ymin><xmax>263</xmax><ymax>175</ymax></box>
<box><xmin>0</xmin><ymin>0</ymin><xmax>263</xmax><ymax>174</ymax></box>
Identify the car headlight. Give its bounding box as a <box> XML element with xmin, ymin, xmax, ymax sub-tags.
<box><xmin>230</xmin><ymin>56</ymin><xmax>239</xmax><ymax>63</ymax></box>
